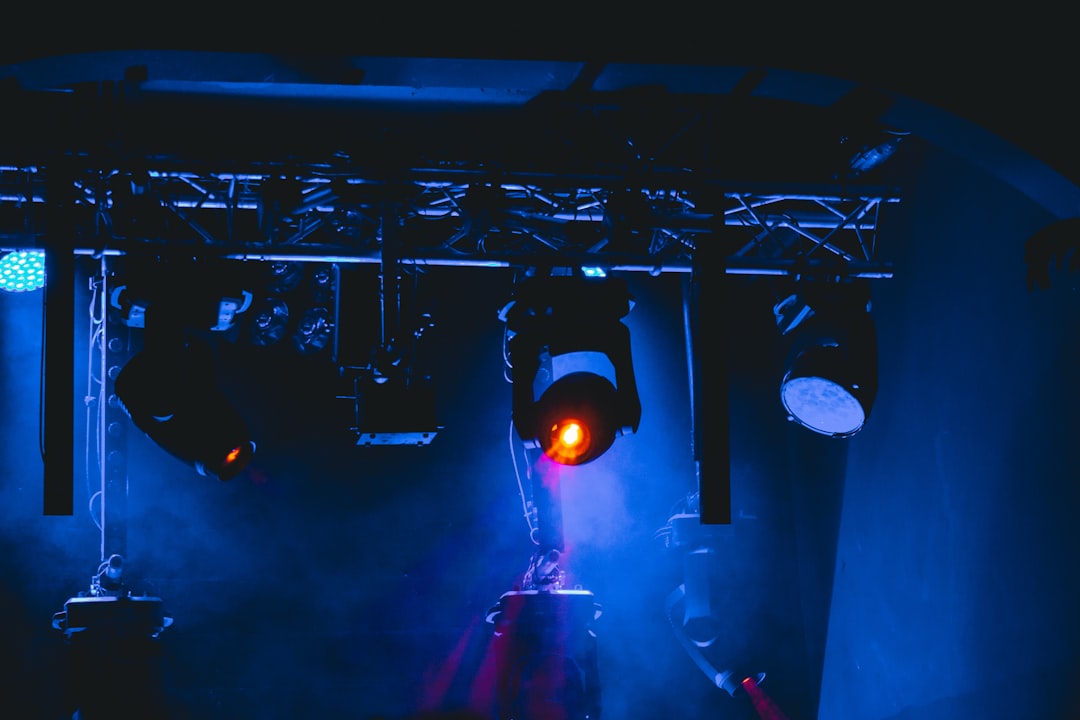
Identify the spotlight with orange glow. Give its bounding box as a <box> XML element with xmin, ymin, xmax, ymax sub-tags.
<box><xmin>549</xmin><ymin>419</ymin><xmax>587</xmax><ymax>463</ymax></box>
<box><xmin>501</xmin><ymin>270</ymin><xmax>640</xmax><ymax>466</ymax></box>
<box><xmin>114</xmin><ymin>342</ymin><xmax>255</xmax><ymax>482</ymax></box>
<box><xmin>109</xmin><ymin>257</ymin><xmax>257</xmax><ymax>480</ymax></box>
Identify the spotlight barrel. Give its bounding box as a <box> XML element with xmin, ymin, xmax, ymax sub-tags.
<box><xmin>778</xmin><ymin>287</ymin><xmax>878</xmax><ymax>438</ymax></box>
<box><xmin>114</xmin><ymin>346</ymin><xmax>255</xmax><ymax>481</ymax></box>
<box><xmin>503</xmin><ymin>273</ymin><xmax>640</xmax><ymax>465</ymax></box>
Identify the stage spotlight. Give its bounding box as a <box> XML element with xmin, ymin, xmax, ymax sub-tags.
<box><xmin>266</xmin><ymin>260</ymin><xmax>304</xmax><ymax>293</ymax></box>
<box><xmin>534</xmin><ymin>371</ymin><xmax>621</xmax><ymax>465</ymax></box>
<box><xmin>776</xmin><ymin>284</ymin><xmax>877</xmax><ymax>438</ymax></box>
<box><xmin>109</xmin><ymin>260</ymin><xmax>257</xmax><ymax>479</ymax></box>
<box><xmin>0</xmin><ymin>249</ymin><xmax>46</xmax><ymax>292</ymax></box>
<box><xmin>310</xmin><ymin>265</ymin><xmax>334</xmax><ymax>304</ymax></box>
<box><xmin>501</xmin><ymin>270</ymin><xmax>640</xmax><ymax>465</ymax></box>
<box><xmin>114</xmin><ymin>343</ymin><xmax>255</xmax><ymax>481</ymax></box>
<box><xmin>291</xmin><ymin>265</ymin><xmax>335</xmax><ymax>353</ymax></box>
<box><xmin>293</xmin><ymin>306</ymin><xmax>333</xmax><ymax>354</ymax></box>
<box><xmin>249</xmin><ymin>298</ymin><xmax>290</xmax><ymax>346</ymax></box>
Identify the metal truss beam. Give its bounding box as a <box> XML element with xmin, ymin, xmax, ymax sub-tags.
<box><xmin>0</xmin><ymin>165</ymin><xmax>898</xmax><ymax>279</ymax></box>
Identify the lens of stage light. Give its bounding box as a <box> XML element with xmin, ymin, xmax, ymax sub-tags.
<box><xmin>204</xmin><ymin>441</ymin><xmax>255</xmax><ymax>481</ymax></box>
<box><xmin>534</xmin><ymin>373</ymin><xmax>618</xmax><ymax>466</ymax></box>
<box><xmin>293</xmin><ymin>306</ymin><xmax>332</xmax><ymax>354</ymax></box>
<box><xmin>559</xmin><ymin>422</ymin><xmax>583</xmax><ymax>448</ymax></box>
<box><xmin>780</xmin><ymin>341</ymin><xmax>873</xmax><ymax>437</ymax></box>
<box><xmin>249</xmin><ymin>298</ymin><xmax>290</xmax><ymax>346</ymax></box>
<box><xmin>0</xmin><ymin>250</ymin><xmax>46</xmax><ymax>292</ymax></box>
<box><xmin>547</xmin><ymin>418</ymin><xmax>592</xmax><ymax>464</ymax></box>
<box><xmin>781</xmin><ymin>375</ymin><xmax>866</xmax><ymax>435</ymax></box>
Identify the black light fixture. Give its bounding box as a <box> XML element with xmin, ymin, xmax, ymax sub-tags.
<box><xmin>847</xmin><ymin>129</ymin><xmax>910</xmax><ymax>177</ymax></box>
<box><xmin>249</xmin><ymin>297</ymin><xmax>290</xmax><ymax>346</ymax></box>
<box><xmin>110</xmin><ymin>259</ymin><xmax>256</xmax><ymax>480</ymax></box>
<box><xmin>292</xmin><ymin>306</ymin><xmax>333</xmax><ymax>354</ymax></box>
<box><xmin>244</xmin><ymin>262</ymin><xmax>336</xmax><ymax>355</ymax></box>
<box><xmin>487</xmin><ymin>588</ymin><xmax>603</xmax><ymax>720</ymax></box>
<box><xmin>114</xmin><ymin>341</ymin><xmax>255</xmax><ymax>480</ymax></box>
<box><xmin>501</xmin><ymin>269</ymin><xmax>641</xmax><ymax>465</ymax></box>
<box><xmin>244</xmin><ymin>261</ymin><xmax>299</xmax><ymax>348</ymax></box>
<box><xmin>291</xmin><ymin>265</ymin><xmax>335</xmax><ymax>353</ymax></box>
<box><xmin>775</xmin><ymin>281</ymin><xmax>877</xmax><ymax>438</ymax></box>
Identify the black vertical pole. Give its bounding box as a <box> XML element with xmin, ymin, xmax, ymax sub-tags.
<box><xmin>378</xmin><ymin>201</ymin><xmax>401</xmax><ymax>356</ymax></box>
<box><xmin>687</xmin><ymin>232</ymin><xmax>730</xmax><ymax>525</ymax></box>
<box><xmin>43</xmin><ymin>162</ymin><xmax>75</xmax><ymax>516</ymax></box>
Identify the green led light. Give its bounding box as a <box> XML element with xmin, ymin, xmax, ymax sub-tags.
<box><xmin>0</xmin><ymin>250</ymin><xmax>46</xmax><ymax>292</ymax></box>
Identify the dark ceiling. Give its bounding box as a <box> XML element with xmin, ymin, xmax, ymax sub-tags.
<box><xmin>2</xmin><ymin>17</ymin><xmax>1076</xmax><ymax>189</ymax></box>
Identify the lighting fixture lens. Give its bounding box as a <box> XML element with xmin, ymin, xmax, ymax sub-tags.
<box><xmin>207</xmin><ymin>441</ymin><xmax>255</xmax><ymax>480</ymax></box>
<box><xmin>194</xmin><ymin>440</ymin><xmax>255</xmax><ymax>481</ymax></box>
<box><xmin>250</xmin><ymin>298</ymin><xmax>290</xmax><ymax>346</ymax></box>
<box><xmin>293</xmin><ymin>307</ymin><xmax>333</xmax><ymax>353</ymax></box>
<box><xmin>534</xmin><ymin>374</ymin><xmax>618</xmax><ymax>466</ymax></box>
<box><xmin>311</xmin><ymin>266</ymin><xmax>334</xmax><ymax>303</ymax></box>
<box><xmin>547</xmin><ymin>419</ymin><xmax>592</xmax><ymax>464</ymax></box>
<box><xmin>558</xmin><ymin>422</ymin><xmax>583</xmax><ymax>448</ymax></box>
<box><xmin>0</xmin><ymin>250</ymin><xmax>46</xmax><ymax>292</ymax></box>
<box><xmin>781</xmin><ymin>375</ymin><xmax>865</xmax><ymax>436</ymax></box>
<box><xmin>266</xmin><ymin>261</ymin><xmax>303</xmax><ymax>293</ymax></box>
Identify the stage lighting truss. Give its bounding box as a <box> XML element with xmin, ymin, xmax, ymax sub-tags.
<box><xmin>0</xmin><ymin>164</ymin><xmax>897</xmax><ymax>280</ymax></box>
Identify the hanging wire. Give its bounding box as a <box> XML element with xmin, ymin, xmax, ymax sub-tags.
<box><xmin>84</xmin><ymin>268</ymin><xmax>106</xmax><ymax>540</ymax></box>
<box><xmin>94</xmin><ymin>257</ymin><xmax>110</xmax><ymax>562</ymax></box>
<box><xmin>501</xmin><ymin>325</ymin><xmax>513</xmax><ymax>383</ymax></box>
<box><xmin>509</xmin><ymin>419</ymin><xmax>539</xmax><ymax>545</ymax></box>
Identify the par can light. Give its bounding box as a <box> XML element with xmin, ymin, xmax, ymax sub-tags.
<box><xmin>776</xmin><ymin>283</ymin><xmax>877</xmax><ymax>438</ymax></box>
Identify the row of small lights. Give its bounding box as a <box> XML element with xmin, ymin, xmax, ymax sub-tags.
<box><xmin>0</xmin><ymin>250</ymin><xmax>46</xmax><ymax>292</ymax></box>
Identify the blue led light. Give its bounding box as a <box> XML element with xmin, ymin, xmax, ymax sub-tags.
<box><xmin>0</xmin><ymin>250</ymin><xmax>46</xmax><ymax>292</ymax></box>
<box><xmin>581</xmin><ymin>266</ymin><xmax>606</xmax><ymax>278</ymax></box>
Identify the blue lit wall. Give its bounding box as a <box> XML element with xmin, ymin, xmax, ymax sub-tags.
<box><xmin>818</xmin><ymin>147</ymin><xmax>1080</xmax><ymax>719</ymax></box>
<box><xmin>0</xmin><ymin>282</ymin><xmax>99</xmax><ymax>716</ymax></box>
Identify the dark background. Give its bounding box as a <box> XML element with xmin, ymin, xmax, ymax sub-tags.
<box><xmin>2</xmin><ymin>25</ymin><xmax>1080</xmax><ymax>720</ymax></box>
